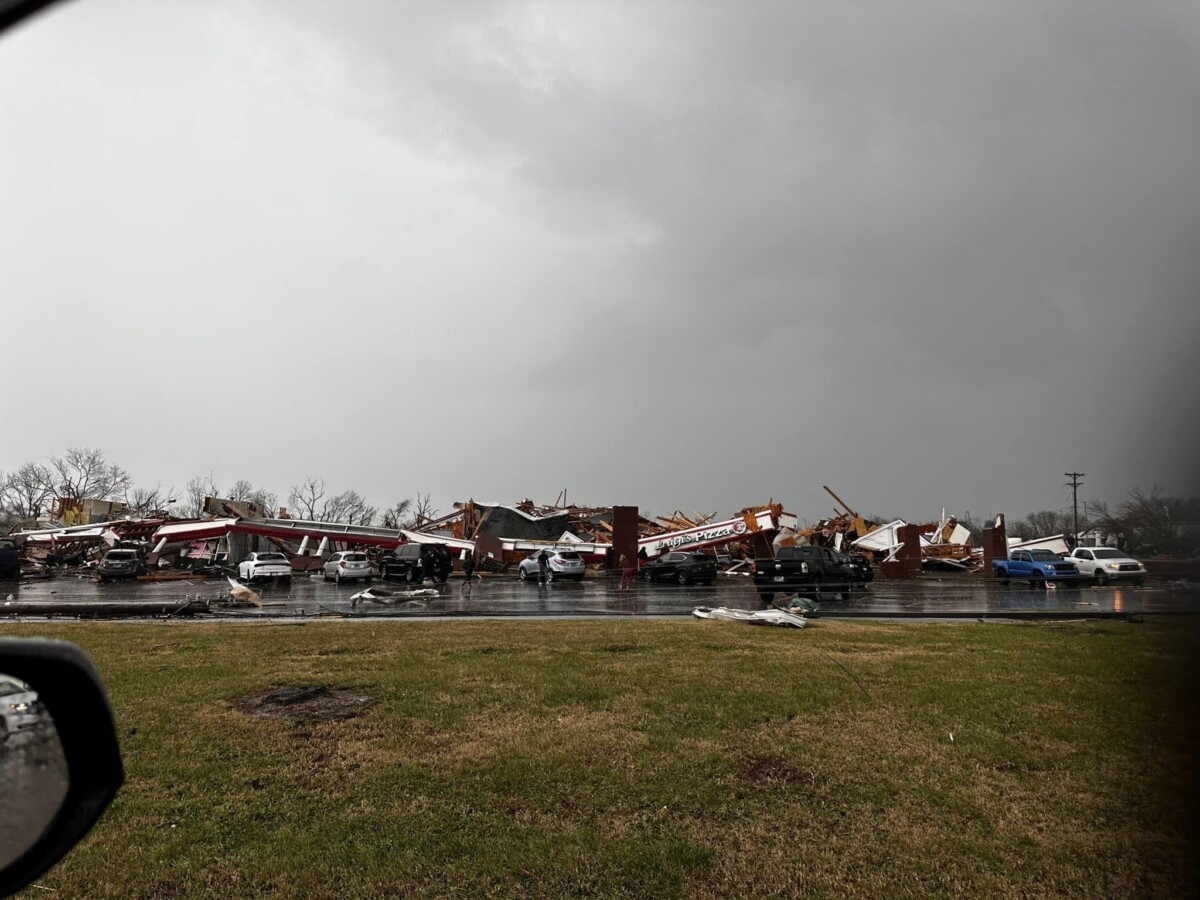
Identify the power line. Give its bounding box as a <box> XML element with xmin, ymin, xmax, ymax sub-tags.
<box><xmin>1065</xmin><ymin>472</ymin><xmax>1085</xmax><ymax>544</ymax></box>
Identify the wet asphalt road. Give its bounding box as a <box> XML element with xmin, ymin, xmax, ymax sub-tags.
<box><xmin>2</xmin><ymin>572</ymin><xmax>1197</xmax><ymax>618</ymax></box>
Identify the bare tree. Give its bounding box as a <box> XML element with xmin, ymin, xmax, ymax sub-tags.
<box><xmin>1011</xmin><ymin>509</ymin><xmax>1074</xmax><ymax>541</ymax></box>
<box><xmin>288</xmin><ymin>476</ymin><xmax>327</xmax><ymax>521</ymax></box>
<box><xmin>0</xmin><ymin>462</ymin><xmax>56</xmax><ymax>522</ymax></box>
<box><xmin>320</xmin><ymin>490</ymin><xmax>377</xmax><ymax>526</ymax></box>
<box><xmin>381</xmin><ymin>499</ymin><xmax>413</xmax><ymax>529</ymax></box>
<box><xmin>183</xmin><ymin>473</ymin><xmax>220</xmax><ymax>519</ymax></box>
<box><xmin>1105</xmin><ymin>487</ymin><xmax>1199</xmax><ymax>555</ymax></box>
<box><xmin>50</xmin><ymin>447</ymin><xmax>131</xmax><ymax>507</ymax></box>
<box><xmin>124</xmin><ymin>484</ymin><xmax>173</xmax><ymax>517</ymax></box>
<box><xmin>404</xmin><ymin>493</ymin><xmax>438</xmax><ymax>529</ymax></box>
<box><xmin>247</xmin><ymin>488</ymin><xmax>279</xmax><ymax>518</ymax></box>
<box><xmin>229</xmin><ymin>480</ymin><xmax>254</xmax><ymax>501</ymax></box>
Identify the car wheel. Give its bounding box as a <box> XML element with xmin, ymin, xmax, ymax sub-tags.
<box><xmin>1094</xmin><ymin>570</ymin><xmax>1109</xmax><ymax>586</ymax></box>
<box><xmin>518</xmin><ymin>567</ymin><xmax>529</xmax><ymax>582</ymax></box>
<box><xmin>811</xmin><ymin>575</ymin><xmax>822</xmax><ymax>594</ymax></box>
<box><xmin>1132</xmin><ymin>577</ymin><xmax>1144</xmax><ymax>587</ymax></box>
<box><xmin>405</xmin><ymin>568</ymin><xmax>417</xmax><ymax>584</ymax></box>
<box><xmin>546</xmin><ymin>572</ymin><xmax>555</xmax><ymax>584</ymax></box>
<box><xmin>676</xmin><ymin>569</ymin><xmax>690</xmax><ymax>586</ymax></box>
<box><xmin>1029</xmin><ymin>574</ymin><xmax>1043</xmax><ymax>588</ymax></box>
<box><xmin>643</xmin><ymin>570</ymin><xmax>654</xmax><ymax>583</ymax></box>
<box><xmin>335</xmin><ymin>572</ymin><xmax>343</xmax><ymax>586</ymax></box>
<box><xmin>760</xmin><ymin>592</ymin><xmax>775</xmax><ymax>606</ymax></box>
<box><xmin>572</xmin><ymin>574</ymin><xmax>584</xmax><ymax>582</ymax></box>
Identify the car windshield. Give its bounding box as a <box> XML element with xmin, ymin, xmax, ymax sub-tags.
<box><xmin>1029</xmin><ymin>550</ymin><xmax>1061</xmax><ymax>561</ymax></box>
<box><xmin>1092</xmin><ymin>549</ymin><xmax>1124</xmax><ymax>559</ymax></box>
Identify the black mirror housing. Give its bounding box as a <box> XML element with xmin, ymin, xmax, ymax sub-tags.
<box><xmin>0</xmin><ymin>638</ymin><xmax>124</xmax><ymax>897</ymax></box>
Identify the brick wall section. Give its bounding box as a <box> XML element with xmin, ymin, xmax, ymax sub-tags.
<box><xmin>982</xmin><ymin>515</ymin><xmax>1007</xmax><ymax>574</ymax></box>
<box><xmin>896</xmin><ymin>523</ymin><xmax>923</xmax><ymax>578</ymax></box>
<box><xmin>611</xmin><ymin>506</ymin><xmax>639</xmax><ymax>572</ymax></box>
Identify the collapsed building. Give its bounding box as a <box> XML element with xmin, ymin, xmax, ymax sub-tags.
<box><xmin>4</xmin><ymin>487</ymin><xmax>1076</xmax><ymax>584</ymax></box>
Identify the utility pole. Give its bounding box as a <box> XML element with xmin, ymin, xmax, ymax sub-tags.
<box><xmin>1065</xmin><ymin>472</ymin><xmax>1085</xmax><ymax>546</ymax></box>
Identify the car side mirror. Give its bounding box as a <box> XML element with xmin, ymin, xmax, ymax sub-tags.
<box><xmin>0</xmin><ymin>639</ymin><xmax>123</xmax><ymax>897</ymax></box>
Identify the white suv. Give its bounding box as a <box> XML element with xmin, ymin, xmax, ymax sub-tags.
<box><xmin>322</xmin><ymin>551</ymin><xmax>372</xmax><ymax>585</ymax></box>
<box><xmin>517</xmin><ymin>550</ymin><xmax>586</xmax><ymax>583</ymax></box>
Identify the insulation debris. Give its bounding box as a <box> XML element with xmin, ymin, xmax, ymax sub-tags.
<box><xmin>692</xmin><ymin>606</ymin><xmax>809</xmax><ymax>628</ymax></box>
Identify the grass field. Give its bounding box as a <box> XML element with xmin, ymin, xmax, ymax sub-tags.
<box><xmin>4</xmin><ymin>617</ymin><xmax>1198</xmax><ymax>898</ymax></box>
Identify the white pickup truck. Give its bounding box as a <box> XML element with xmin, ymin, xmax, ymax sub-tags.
<box><xmin>237</xmin><ymin>552</ymin><xmax>293</xmax><ymax>582</ymax></box>
<box><xmin>1063</xmin><ymin>547</ymin><xmax>1145</xmax><ymax>585</ymax></box>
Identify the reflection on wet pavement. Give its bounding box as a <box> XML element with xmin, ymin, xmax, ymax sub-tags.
<box><xmin>0</xmin><ymin>681</ymin><xmax>68</xmax><ymax>868</ymax></box>
<box><xmin>2</xmin><ymin>573</ymin><xmax>1198</xmax><ymax>618</ymax></box>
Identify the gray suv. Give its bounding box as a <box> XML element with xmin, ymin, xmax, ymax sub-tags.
<box><xmin>96</xmin><ymin>548</ymin><xmax>146</xmax><ymax>583</ymax></box>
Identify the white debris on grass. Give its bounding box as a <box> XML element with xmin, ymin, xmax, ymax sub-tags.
<box><xmin>692</xmin><ymin>606</ymin><xmax>808</xmax><ymax>628</ymax></box>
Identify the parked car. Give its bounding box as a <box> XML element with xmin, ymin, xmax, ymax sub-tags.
<box><xmin>835</xmin><ymin>551</ymin><xmax>875</xmax><ymax>585</ymax></box>
<box><xmin>379</xmin><ymin>543</ymin><xmax>452</xmax><ymax>584</ymax></box>
<box><xmin>96</xmin><ymin>548</ymin><xmax>146</xmax><ymax>583</ymax></box>
<box><xmin>642</xmin><ymin>552</ymin><xmax>718</xmax><ymax>586</ymax></box>
<box><xmin>517</xmin><ymin>550</ymin><xmax>586</xmax><ymax>582</ymax></box>
<box><xmin>237</xmin><ymin>552</ymin><xmax>293</xmax><ymax>582</ymax></box>
<box><xmin>322</xmin><ymin>551</ymin><xmax>372</xmax><ymax>585</ymax></box>
<box><xmin>1064</xmin><ymin>547</ymin><xmax>1146</xmax><ymax>585</ymax></box>
<box><xmin>0</xmin><ymin>675</ymin><xmax>41</xmax><ymax>742</ymax></box>
<box><xmin>993</xmin><ymin>549</ymin><xmax>1080</xmax><ymax>585</ymax></box>
<box><xmin>0</xmin><ymin>538</ymin><xmax>19</xmax><ymax>580</ymax></box>
<box><xmin>752</xmin><ymin>545</ymin><xmax>870</xmax><ymax>603</ymax></box>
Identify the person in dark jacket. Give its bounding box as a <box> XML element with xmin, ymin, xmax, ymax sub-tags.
<box><xmin>537</xmin><ymin>549</ymin><xmax>550</xmax><ymax>584</ymax></box>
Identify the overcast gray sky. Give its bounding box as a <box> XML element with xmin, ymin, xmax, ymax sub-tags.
<box><xmin>1</xmin><ymin>0</ymin><xmax>1197</xmax><ymax>524</ymax></box>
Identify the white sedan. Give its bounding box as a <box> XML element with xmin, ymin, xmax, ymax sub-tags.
<box><xmin>238</xmin><ymin>552</ymin><xmax>293</xmax><ymax>582</ymax></box>
<box><xmin>1065</xmin><ymin>547</ymin><xmax>1146</xmax><ymax>585</ymax></box>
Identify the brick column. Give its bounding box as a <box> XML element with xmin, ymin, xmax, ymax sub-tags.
<box><xmin>982</xmin><ymin>514</ymin><xmax>1007</xmax><ymax>575</ymax></box>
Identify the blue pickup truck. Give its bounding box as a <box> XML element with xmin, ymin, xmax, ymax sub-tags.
<box><xmin>993</xmin><ymin>549</ymin><xmax>1080</xmax><ymax>585</ymax></box>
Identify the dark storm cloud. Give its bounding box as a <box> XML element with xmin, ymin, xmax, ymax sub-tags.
<box><xmin>1</xmin><ymin>0</ymin><xmax>1196</xmax><ymax>520</ymax></box>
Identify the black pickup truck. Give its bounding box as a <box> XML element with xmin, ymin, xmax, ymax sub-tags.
<box><xmin>751</xmin><ymin>545</ymin><xmax>873</xmax><ymax>603</ymax></box>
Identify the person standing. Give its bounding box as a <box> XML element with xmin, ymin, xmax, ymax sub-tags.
<box><xmin>462</xmin><ymin>552</ymin><xmax>476</xmax><ymax>588</ymax></box>
<box><xmin>618</xmin><ymin>553</ymin><xmax>635</xmax><ymax>590</ymax></box>
<box><xmin>537</xmin><ymin>549</ymin><xmax>550</xmax><ymax>584</ymax></box>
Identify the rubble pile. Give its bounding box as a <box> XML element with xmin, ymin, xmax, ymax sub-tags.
<box><xmin>2</xmin><ymin>487</ymin><xmax>1085</xmax><ymax>587</ymax></box>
